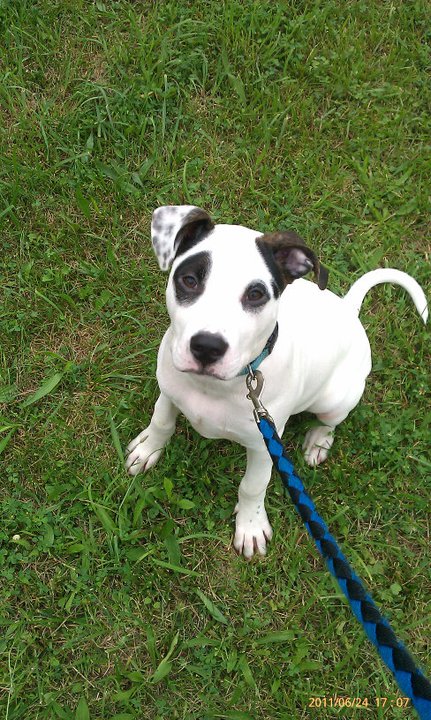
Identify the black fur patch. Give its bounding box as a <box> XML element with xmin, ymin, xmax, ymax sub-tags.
<box><xmin>174</xmin><ymin>209</ymin><xmax>215</xmax><ymax>261</ymax></box>
<box><xmin>255</xmin><ymin>238</ymin><xmax>284</xmax><ymax>297</ymax></box>
<box><xmin>173</xmin><ymin>251</ymin><xmax>212</xmax><ymax>305</ymax></box>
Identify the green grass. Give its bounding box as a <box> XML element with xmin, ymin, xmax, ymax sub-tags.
<box><xmin>0</xmin><ymin>1</ymin><xmax>430</xmax><ymax>718</ymax></box>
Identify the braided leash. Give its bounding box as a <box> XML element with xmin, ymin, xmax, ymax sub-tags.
<box><xmin>246</xmin><ymin>369</ymin><xmax>431</xmax><ymax>720</ymax></box>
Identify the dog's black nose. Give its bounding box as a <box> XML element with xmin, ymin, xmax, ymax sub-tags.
<box><xmin>190</xmin><ymin>332</ymin><xmax>228</xmax><ymax>366</ymax></box>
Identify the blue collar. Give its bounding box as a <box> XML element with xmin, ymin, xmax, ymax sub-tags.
<box><xmin>238</xmin><ymin>323</ymin><xmax>279</xmax><ymax>376</ymax></box>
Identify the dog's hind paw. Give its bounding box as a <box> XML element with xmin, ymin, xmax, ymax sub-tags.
<box><xmin>302</xmin><ymin>425</ymin><xmax>334</xmax><ymax>466</ymax></box>
<box><xmin>125</xmin><ymin>430</ymin><xmax>163</xmax><ymax>476</ymax></box>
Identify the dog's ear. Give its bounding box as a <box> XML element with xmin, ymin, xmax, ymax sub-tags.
<box><xmin>258</xmin><ymin>231</ymin><xmax>328</xmax><ymax>290</ymax></box>
<box><xmin>151</xmin><ymin>205</ymin><xmax>214</xmax><ymax>271</ymax></box>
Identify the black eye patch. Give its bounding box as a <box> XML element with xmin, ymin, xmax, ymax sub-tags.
<box><xmin>242</xmin><ymin>281</ymin><xmax>270</xmax><ymax>311</ymax></box>
<box><xmin>173</xmin><ymin>251</ymin><xmax>212</xmax><ymax>305</ymax></box>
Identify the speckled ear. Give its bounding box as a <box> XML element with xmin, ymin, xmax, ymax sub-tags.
<box><xmin>151</xmin><ymin>205</ymin><xmax>214</xmax><ymax>271</ymax></box>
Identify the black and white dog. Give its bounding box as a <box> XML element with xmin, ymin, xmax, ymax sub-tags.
<box><xmin>126</xmin><ymin>206</ymin><xmax>428</xmax><ymax>558</ymax></box>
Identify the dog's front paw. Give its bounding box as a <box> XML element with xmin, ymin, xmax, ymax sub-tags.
<box><xmin>125</xmin><ymin>429</ymin><xmax>163</xmax><ymax>476</ymax></box>
<box><xmin>233</xmin><ymin>505</ymin><xmax>273</xmax><ymax>559</ymax></box>
<box><xmin>302</xmin><ymin>425</ymin><xmax>334</xmax><ymax>466</ymax></box>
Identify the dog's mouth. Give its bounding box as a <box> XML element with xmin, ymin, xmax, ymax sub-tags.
<box><xmin>182</xmin><ymin>366</ymin><xmax>228</xmax><ymax>381</ymax></box>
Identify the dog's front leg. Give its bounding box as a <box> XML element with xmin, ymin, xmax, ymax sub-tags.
<box><xmin>234</xmin><ymin>447</ymin><xmax>274</xmax><ymax>558</ymax></box>
<box><xmin>126</xmin><ymin>392</ymin><xmax>178</xmax><ymax>476</ymax></box>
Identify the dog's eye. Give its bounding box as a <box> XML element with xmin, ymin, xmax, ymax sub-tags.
<box><xmin>247</xmin><ymin>287</ymin><xmax>265</xmax><ymax>302</ymax></box>
<box><xmin>242</xmin><ymin>282</ymin><xmax>269</xmax><ymax>310</ymax></box>
<box><xmin>181</xmin><ymin>274</ymin><xmax>198</xmax><ymax>289</ymax></box>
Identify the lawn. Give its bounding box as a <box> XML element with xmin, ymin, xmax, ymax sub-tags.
<box><xmin>0</xmin><ymin>1</ymin><xmax>430</xmax><ymax>718</ymax></box>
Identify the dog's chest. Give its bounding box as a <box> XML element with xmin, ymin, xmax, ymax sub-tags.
<box><xmin>158</xmin><ymin>365</ymin><xmax>255</xmax><ymax>444</ymax></box>
<box><xmin>182</xmin><ymin>393</ymin><xmax>248</xmax><ymax>441</ymax></box>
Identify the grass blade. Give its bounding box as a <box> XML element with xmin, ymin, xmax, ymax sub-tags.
<box><xmin>75</xmin><ymin>696</ymin><xmax>90</xmax><ymax>720</ymax></box>
<box><xmin>75</xmin><ymin>187</ymin><xmax>91</xmax><ymax>219</ymax></box>
<box><xmin>195</xmin><ymin>589</ymin><xmax>228</xmax><ymax>625</ymax></box>
<box><xmin>151</xmin><ymin>558</ymin><xmax>201</xmax><ymax>577</ymax></box>
<box><xmin>92</xmin><ymin>504</ymin><xmax>119</xmax><ymax>535</ymax></box>
<box><xmin>150</xmin><ymin>630</ymin><xmax>180</xmax><ymax>683</ymax></box>
<box><xmin>21</xmin><ymin>372</ymin><xmax>64</xmax><ymax>408</ymax></box>
<box><xmin>109</xmin><ymin>412</ymin><xmax>124</xmax><ymax>462</ymax></box>
<box><xmin>150</xmin><ymin>658</ymin><xmax>172</xmax><ymax>684</ymax></box>
<box><xmin>255</xmin><ymin>630</ymin><xmax>296</xmax><ymax>645</ymax></box>
<box><xmin>0</xmin><ymin>428</ymin><xmax>17</xmax><ymax>455</ymax></box>
<box><xmin>146</xmin><ymin>624</ymin><xmax>157</xmax><ymax>668</ymax></box>
<box><xmin>238</xmin><ymin>654</ymin><xmax>256</xmax><ymax>689</ymax></box>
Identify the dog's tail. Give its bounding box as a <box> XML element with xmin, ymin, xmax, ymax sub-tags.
<box><xmin>344</xmin><ymin>269</ymin><xmax>428</xmax><ymax>323</ymax></box>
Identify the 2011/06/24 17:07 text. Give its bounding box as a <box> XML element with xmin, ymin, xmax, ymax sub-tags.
<box><xmin>308</xmin><ymin>696</ymin><xmax>410</xmax><ymax>709</ymax></box>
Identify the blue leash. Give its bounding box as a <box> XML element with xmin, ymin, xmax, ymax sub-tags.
<box><xmin>246</xmin><ymin>369</ymin><xmax>431</xmax><ymax>720</ymax></box>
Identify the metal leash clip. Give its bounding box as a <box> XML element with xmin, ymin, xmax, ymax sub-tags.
<box><xmin>246</xmin><ymin>366</ymin><xmax>273</xmax><ymax>423</ymax></box>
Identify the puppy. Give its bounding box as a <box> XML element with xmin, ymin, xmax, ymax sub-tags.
<box><xmin>126</xmin><ymin>206</ymin><xmax>428</xmax><ymax>558</ymax></box>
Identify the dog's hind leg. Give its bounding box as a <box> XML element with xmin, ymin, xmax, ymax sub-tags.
<box><xmin>233</xmin><ymin>448</ymin><xmax>274</xmax><ymax>558</ymax></box>
<box><xmin>126</xmin><ymin>393</ymin><xmax>178</xmax><ymax>476</ymax></box>
<box><xmin>303</xmin><ymin>380</ymin><xmax>367</xmax><ymax>466</ymax></box>
<box><xmin>302</xmin><ymin>362</ymin><xmax>370</xmax><ymax>466</ymax></box>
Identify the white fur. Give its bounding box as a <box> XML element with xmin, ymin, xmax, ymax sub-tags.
<box><xmin>126</xmin><ymin>207</ymin><xmax>428</xmax><ymax>558</ymax></box>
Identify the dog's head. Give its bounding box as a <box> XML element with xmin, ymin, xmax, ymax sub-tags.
<box><xmin>151</xmin><ymin>205</ymin><xmax>328</xmax><ymax>380</ymax></box>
